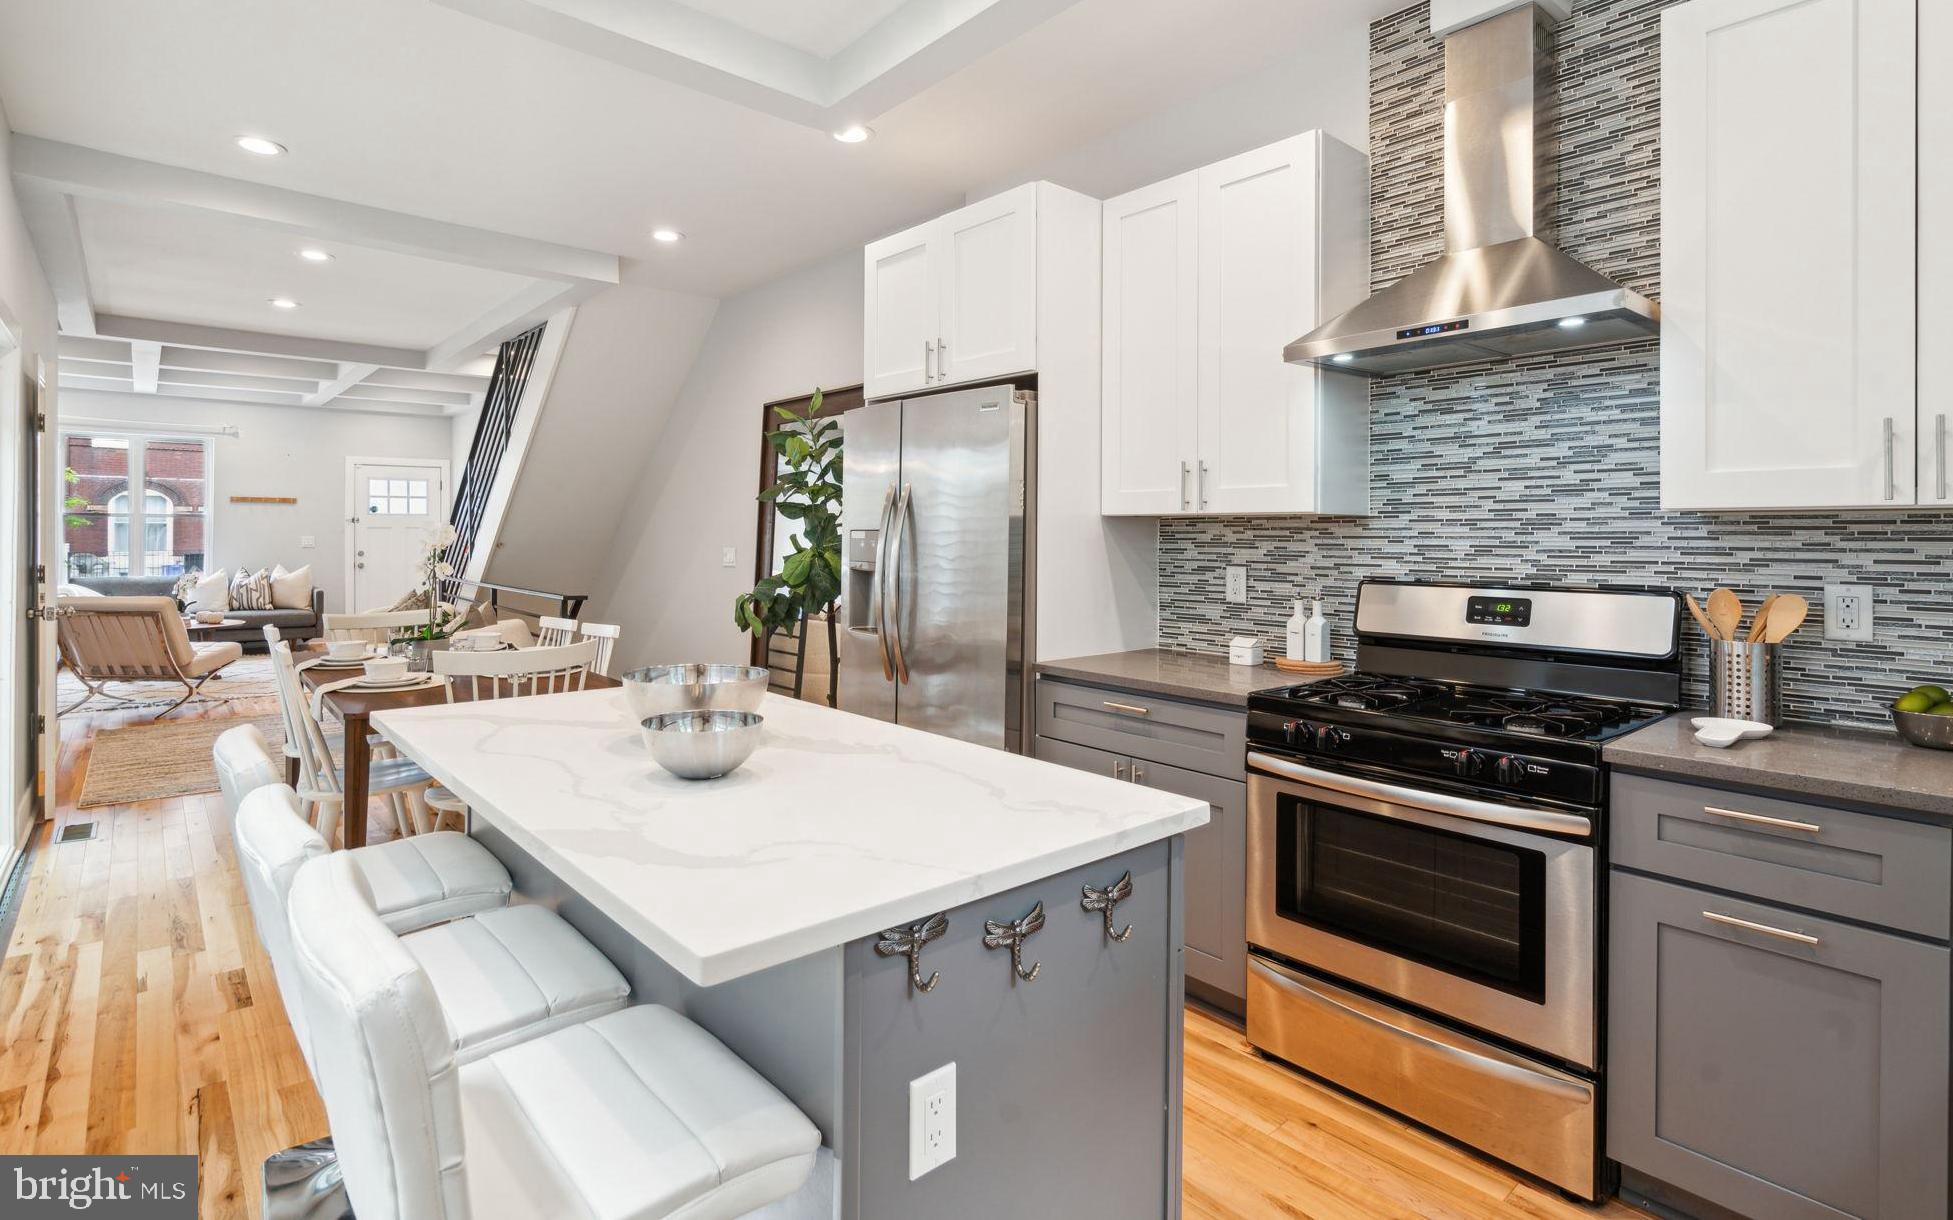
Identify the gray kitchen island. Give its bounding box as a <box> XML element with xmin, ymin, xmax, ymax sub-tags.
<box><xmin>375</xmin><ymin>687</ymin><xmax>1210</xmax><ymax>1218</ymax></box>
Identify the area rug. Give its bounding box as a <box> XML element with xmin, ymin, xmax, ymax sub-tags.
<box><xmin>58</xmin><ymin>655</ymin><xmax>283</xmax><ymax>718</ymax></box>
<box><xmin>76</xmin><ymin>714</ymin><xmax>288</xmax><ymax>809</ymax></box>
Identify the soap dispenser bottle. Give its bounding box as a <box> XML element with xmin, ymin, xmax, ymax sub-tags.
<box><xmin>1304</xmin><ymin>599</ymin><xmax>1329</xmax><ymax>663</ymax></box>
<box><xmin>1285</xmin><ymin>600</ymin><xmax>1308</xmax><ymax>661</ymax></box>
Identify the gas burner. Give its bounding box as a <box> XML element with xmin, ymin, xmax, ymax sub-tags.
<box><xmin>1291</xmin><ymin>674</ymin><xmax>1446</xmax><ymax>712</ymax></box>
<box><xmin>1435</xmin><ymin>691</ymin><xmax>1644</xmax><ymax>740</ymax></box>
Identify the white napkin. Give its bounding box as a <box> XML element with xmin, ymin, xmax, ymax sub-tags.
<box><xmin>310</xmin><ymin>672</ymin><xmax>443</xmax><ymax>719</ymax></box>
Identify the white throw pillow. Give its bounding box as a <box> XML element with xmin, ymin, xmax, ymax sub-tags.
<box><xmin>58</xmin><ymin>584</ymin><xmax>103</xmax><ymax>598</ymax></box>
<box><xmin>270</xmin><ymin>563</ymin><xmax>313</xmax><ymax>611</ymax></box>
<box><xmin>185</xmin><ymin>569</ymin><xmax>230</xmax><ymax>614</ymax></box>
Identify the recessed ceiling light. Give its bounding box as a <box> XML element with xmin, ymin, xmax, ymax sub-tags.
<box><xmin>652</xmin><ymin>228</ymin><xmax>683</xmax><ymax>244</ymax></box>
<box><xmin>269</xmin><ymin>297</ymin><xmax>300</xmax><ymax>310</ymax></box>
<box><xmin>1558</xmin><ymin>316</ymin><xmax>1589</xmax><ymax>329</ymax></box>
<box><xmin>298</xmin><ymin>248</ymin><xmax>334</xmax><ymax>263</ymax></box>
<box><xmin>236</xmin><ymin>135</ymin><xmax>287</xmax><ymax>157</ymax></box>
<box><xmin>832</xmin><ymin>125</ymin><xmax>873</xmax><ymax>144</ymax></box>
<box><xmin>1331</xmin><ymin>353</ymin><xmax>1355</xmax><ymax>364</ymax></box>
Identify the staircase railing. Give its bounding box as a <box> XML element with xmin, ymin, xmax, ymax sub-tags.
<box><xmin>443</xmin><ymin>323</ymin><xmax>545</xmax><ymax>601</ymax></box>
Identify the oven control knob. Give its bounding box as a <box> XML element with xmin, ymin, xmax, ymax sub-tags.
<box><xmin>1282</xmin><ymin>720</ymin><xmax>1304</xmax><ymax>748</ymax></box>
<box><xmin>1495</xmin><ymin>755</ymin><xmax>1523</xmax><ymax>786</ymax></box>
<box><xmin>1451</xmin><ymin>748</ymin><xmax>1483</xmax><ymax>778</ymax></box>
<box><xmin>1316</xmin><ymin>725</ymin><xmax>1351</xmax><ymax>752</ymax></box>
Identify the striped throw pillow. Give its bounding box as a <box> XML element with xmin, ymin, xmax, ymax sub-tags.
<box><xmin>229</xmin><ymin>567</ymin><xmax>273</xmax><ymax>610</ymax></box>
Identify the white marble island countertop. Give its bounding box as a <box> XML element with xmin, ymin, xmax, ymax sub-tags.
<box><xmin>373</xmin><ymin>690</ymin><xmax>1210</xmax><ymax>987</ymax></box>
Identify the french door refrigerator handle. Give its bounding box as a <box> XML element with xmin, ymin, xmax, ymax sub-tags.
<box><xmin>887</xmin><ymin>483</ymin><xmax>914</xmax><ymax>684</ymax></box>
<box><xmin>868</xmin><ymin>485</ymin><xmax>896</xmax><ymax>681</ymax></box>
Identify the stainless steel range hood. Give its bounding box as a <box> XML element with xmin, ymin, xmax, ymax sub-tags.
<box><xmin>1286</xmin><ymin>4</ymin><xmax>1657</xmax><ymax>377</ymax></box>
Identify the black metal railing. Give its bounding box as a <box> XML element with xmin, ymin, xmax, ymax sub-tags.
<box><xmin>444</xmin><ymin>323</ymin><xmax>545</xmax><ymax>602</ymax></box>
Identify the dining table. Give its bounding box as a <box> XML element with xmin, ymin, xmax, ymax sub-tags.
<box><xmin>295</xmin><ymin>641</ymin><xmax>620</xmax><ymax>848</ymax></box>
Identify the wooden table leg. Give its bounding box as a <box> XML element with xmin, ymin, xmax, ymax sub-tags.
<box><xmin>285</xmin><ymin>754</ymin><xmax>300</xmax><ymax>787</ymax></box>
<box><xmin>341</xmin><ymin>711</ymin><xmax>371</xmax><ymax>849</ymax></box>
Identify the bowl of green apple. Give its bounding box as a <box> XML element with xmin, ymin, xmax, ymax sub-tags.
<box><xmin>1892</xmin><ymin>684</ymin><xmax>1953</xmax><ymax>750</ymax></box>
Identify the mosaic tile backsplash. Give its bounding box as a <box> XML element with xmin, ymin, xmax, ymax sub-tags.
<box><xmin>1156</xmin><ymin>0</ymin><xmax>1953</xmax><ymax>728</ymax></box>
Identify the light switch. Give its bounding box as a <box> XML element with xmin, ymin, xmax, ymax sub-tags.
<box><xmin>721</xmin><ymin>546</ymin><xmax>738</xmax><ymax>568</ymax></box>
<box><xmin>299</xmin><ymin>535</ymin><xmax>315</xmax><ymax>549</ymax></box>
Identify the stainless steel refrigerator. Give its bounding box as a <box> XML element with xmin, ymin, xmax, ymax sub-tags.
<box><xmin>838</xmin><ymin>384</ymin><xmax>1035</xmax><ymax>752</ymax></box>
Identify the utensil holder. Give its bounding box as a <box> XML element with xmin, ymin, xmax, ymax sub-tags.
<box><xmin>1710</xmin><ymin>639</ymin><xmax>1781</xmax><ymax>726</ymax></box>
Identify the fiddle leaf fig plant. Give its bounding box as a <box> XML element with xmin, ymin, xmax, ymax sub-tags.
<box><xmin>734</xmin><ymin>389</ymin><xmax>843</xmax><ymax>704</ymax></box>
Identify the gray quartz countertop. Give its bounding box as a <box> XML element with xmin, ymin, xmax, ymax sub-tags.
<box><xmin>1036</xmin><ymin>648</ymin><xmax>1306</xmax><ymax>708</ymax></box>
<box><xmin>1605</xmin><ymin>715</ymin><xmax>1953</xmax><ymax>821</ymax></box>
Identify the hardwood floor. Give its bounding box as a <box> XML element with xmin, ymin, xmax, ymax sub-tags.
<box><xmin>3</xmin><ymin>695</ymin><xmax>1647</xmax><ymax>1219</ymax></box>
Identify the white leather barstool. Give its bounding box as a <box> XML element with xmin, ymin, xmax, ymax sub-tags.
<box><xmin>217</xmin><ymin>729</ymin><xmax>514</xmax><ymax>933</ymax></box>
<box><xmin>236</xmin><ymin>785</ymin><xmax>627</xmax><ymax>1063</ymax></box>
<box><xmin>286</xmin><ymin>851</ymin><xmax>821</xmax><ymax>1220</ymax></box>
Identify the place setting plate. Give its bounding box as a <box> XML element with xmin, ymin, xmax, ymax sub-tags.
<box><xmin>349</xmin><ymin>674</ymin><xmax>439</xmax><ymax>690</ymax></box>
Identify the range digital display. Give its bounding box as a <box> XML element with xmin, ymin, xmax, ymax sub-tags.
<box><xmin>1397</xmin><ymin>319</ymin><xmax>1470</xmax><ymax>340</ymax></box>
<box><xmin>1467</xmin><ymin>595</ymin><xmax>1532</xmax><ymax>627</ymax></box>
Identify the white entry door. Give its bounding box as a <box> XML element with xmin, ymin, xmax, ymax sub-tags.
<box><xmin>347</xmin><ymin>458</ymin><xmax>448</xmax><ymax>611</ymax></box>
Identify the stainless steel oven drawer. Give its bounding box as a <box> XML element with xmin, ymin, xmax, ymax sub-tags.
<box><xmin>1246</xmin><ymin>956</ymin><xmax>1597</xmax><ymax>1199</ymax></box>
<box><xmin>1035</xmin><ymin>678</ymin><xmax>1246</xmax><ymax>779</ymax></box>
<box><xmin>1612</xmin><ymin>772</ymin><xmax>1952</xmax><ymax>940</ymax></box>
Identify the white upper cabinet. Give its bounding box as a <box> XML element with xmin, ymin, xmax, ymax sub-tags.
<box><xmin>1102</xmin><ymin>132</ymin><xmax>1371</xmax><ymax>517</ymax></box>
<box><xmin>1922</xmin><ymin>0</ymin><xmax>1953</xmax><ymax>506</ymax></box>
<box><xmin>863</xmin><ymin>220</ymin><xmax>938</xmax><ymax>401</ymax></box>
<box><xmin>862</xmin><ymin>184</ymin><xmax>1037</xmax><ymax>399</ymax></box>
<box><xmin>1660</xmin><ymin>0</ymin><xmax>1918</xmax><ymax>510</ymax></box>
<box><xmin>1102</xmin><ymin>173</ymin><xmax>1200</xmax><ymax>514</ymax></box>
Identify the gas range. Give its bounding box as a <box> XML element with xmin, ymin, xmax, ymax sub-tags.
<box><xmin>1242</xmin><ymin>580</ymin><xmax>1683</xmax><ymax>1200</ymax></box>
<box><xmin>1248</xmin><ymin>673</ymin><xmax>1672</xmax><ymax>811</ymax></box>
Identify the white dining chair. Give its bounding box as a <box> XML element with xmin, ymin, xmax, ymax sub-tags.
<box><xmin>534</xmin><ymin>615</ymin><xmax>578</xmax><ymax>649</ymax></box>
<box><xmin>322</xmin><ymin>607</ymin><xmax>446</xmax><ymax>647</ymax></box>
<box><xmin>577</xmin><ymin>621</ymin><xmax>621</xmax><ymax>677</ymax></box>
<box><xmin>420</xmin><ymin>639</ymin><xmax>602</xmax><ymax>830</ymax></box>
<box><xmin>284</xmin><ymin>850</ymin><xmax>821</xmax><ymax>1220</ymax></box>
<box><xmin>267</xmin><ymin>638</ymin><xmax>438</xmax><ymax>843</ymax></box>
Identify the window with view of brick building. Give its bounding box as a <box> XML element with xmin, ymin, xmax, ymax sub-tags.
<box><xmin>61</xmin><ymin>432</ymin><xmax>211</xmax><ymax>580</ymax></box>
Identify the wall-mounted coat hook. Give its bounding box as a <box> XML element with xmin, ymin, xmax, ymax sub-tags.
<box><xmin>875</xmin><ymin>912</ymin><xmax>948</xmax><ymax>995</ymax></box>
<box><xmin>983</xmin><ymin>901</ymin><xmax>1045</xmax><ymax>983</ymax></box>
<box><xmin>1081</xmin><ymin>871</ymin><xmax>1135</xmax><ymax>943</ymax></box>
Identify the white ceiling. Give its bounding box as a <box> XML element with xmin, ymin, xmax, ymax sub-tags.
<box><xmin>1</xmin><ymin>0</ymin><xmax>1393</xmax><ymax>408</ymax></box>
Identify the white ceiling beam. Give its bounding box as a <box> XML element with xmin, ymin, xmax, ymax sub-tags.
<box><xmin>129</xmin><ymin>340</ymin><xmax>161</xmax><ymax>394</ymax></box>
<box><xmin>58</xmin><ymin>335</ymin><xmax>130</xmax><ymax>362</ymax></box>
<box><xmin>154</xmin><ymin>383</ymin><xmax>304</xmax><ymax>406</ymax></box>
<box><xmin>158</xmin><ymin>368</ymin><xmax>327</xmax><ymax>395</ymax></box>
<box><xmin>58</xmin><ymin>356</ymin><xmax>132</xmax><ymax>377</ymax></box>
<box><xmin>62</xmin><ymin>373</ymin><xmax>134</xmax><ymax>393</ymax></box>
<box><xmin>12</xmin><ymin>136</ymin><xmax>620</xmax><ymax>286</ymax></box>
<box><xmin>359</xmin><ymin>368</ymin><xmax>490</xmax><ymax>394</ymax></box>
<box><xmin>302</xmin><ymin>362</ymin><xmax>382</xmax><ymax>408</ymax></box>
<box><xmin>157</xmin><ymin>346</ymin><xmax>339</xmax><ymax>382</ymax></box>
<box><xmin>423</xmin><ymin>278</ymin><xmax>588</xmax><ymax>372</ymax></box>
<box><xmin>14</xmin><ymin>182</ymin><xmax>97</xmax><ymax>334</ymax></box>
<box><xmin>337</xmin><ymin>385</ymin><xmax>472</xmax><ymax>408</ymax></box>
<box><xmin>308</xmin><ymin>396</ymin><xmax>451</xmax><ymax>419</ymax></box>
<box><xmin>95</xmin><ymin>314</ymin><xmax>423</xmax><ymax>368</ymax></box>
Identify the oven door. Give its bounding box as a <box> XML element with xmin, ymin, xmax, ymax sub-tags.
<box><xmin>1245</xmin><ymin>751</ymin><xmax>1596</xmax><ymax>1068</ymax></box>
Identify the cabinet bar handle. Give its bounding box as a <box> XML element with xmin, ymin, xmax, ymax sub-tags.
<box><xmin>1198</xmin><ymin>460</ymin><xmax>1210</xmax><ymax>509</ymax></box>
<box><xmin>1938</xmin><ymin>413</ymin><xmax>1947</xmax><ymax>501</ymax></box>
<box><xmin>1702</xmin><ymin>910</ymin><xmax>1820</xmax><ymax>946</ymax></box>
<box><xmin>1112</xmin><ymin>759</ymin><xmax>1127</xmax><ymax>781</ymax></box>
<box><xmin>1701</xmin><ymin>805</ymin><xmax>1821</xmax><ymax>834</ymax></box>
<box><xmin>924</xmin><ymin>339</ymin><xmax>936</xmax><ymax>383</ymax></box>
<box><xmin>1180</xmin><ymin>460</ymin><xmax>1192</xmax><ymax>511</ymax></box>
<box><xmin>1102</xmin><ymin>700</ymin><xmax>1150</xmax><ymax>716</ymax></box>
<box><xmin>1883</xmin><ymin>417</ymin><xmax>1896</xmax><ymax>501</ymax></box>
<box><xmin>1131</xmin><ymin>763</ymin><xmax>1146</xmax><ymax>783</ymax></box>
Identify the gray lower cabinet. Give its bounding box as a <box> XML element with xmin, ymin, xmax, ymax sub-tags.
<box><xmin>1034</xmin><ymin>681</ymin><xmax>1250</xmax><ymax>1012</ymax></box>
<box><xmin>1608</xmin><ymin>869</ymin><xmax>1950</xmax><ymax>1220</ymax></box>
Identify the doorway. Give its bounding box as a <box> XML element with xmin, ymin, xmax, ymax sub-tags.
<box><xmin>346</xmin><ymin>457</ymin><xmax>449</xmax><ymax>611</ymax></box>
<box><xmin>0</xmin><ymin>320</ymin><xmax>38</xmax><ymax>876</ymax></box>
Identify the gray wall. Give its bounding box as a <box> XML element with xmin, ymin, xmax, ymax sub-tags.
<box><xmin>586</xmin><ymin>250</ymin><xmax>863</xmax><ymax>674</ymax></box>
<box><xmin>1158</xmin><ymin>0</ymin><xmax>1951</xmax><ymax>729</ymax></box>
<box><xmin>59</xmin><ymin>388</ymin><xmax>454</xmax><ymax>613</ymax></box>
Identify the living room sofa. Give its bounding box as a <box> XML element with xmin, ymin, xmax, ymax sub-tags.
<box><xmin>68</xmin><ymin>574</ymin><xmax>326</xmax><ymax>650</ymax></box>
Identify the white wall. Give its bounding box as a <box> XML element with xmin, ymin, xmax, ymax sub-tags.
<box><xmin>58</xmin><ymin>389</ymin><xmax>454</xmax><ymax>612</ymax></box>
<box><xmin>587</xmin><ymin>251</ymin><xmax>861</xmax><ymax>671</ymax></box>
<box><xmin>1</xmin><ymin>108</ymin><xmax>60</xmax><ymax>858</ymax></box>
<box><xmin>485</xmin><ymin>268</ymin><xmax>718</xmax><ymax>601</ymax></box>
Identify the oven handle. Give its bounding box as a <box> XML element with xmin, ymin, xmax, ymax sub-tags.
<box><xmin>1247</xmin><ymin>751</ymin><xmax>1593</xmax><ymax>837</ymax></box>
<box><xmin>1253</xmin><ymin>958</ymin><xmax>1594</xmax><ymax>1103</ymax></box>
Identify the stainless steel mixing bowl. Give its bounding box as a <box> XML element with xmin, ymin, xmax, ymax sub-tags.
<box><xmin>621</xmin><ymin>663</ymin><xmax>769</xmax><ymax>722</ymax></box>
<box><xmin>640</xmin><ymin>709</ymin><xmax>764</xmax><ymax>780</ymax></box>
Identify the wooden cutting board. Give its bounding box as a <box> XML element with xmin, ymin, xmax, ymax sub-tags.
<box><xmin>1273</xmin><ymin>658</ymin><xmax>1347</xmax><ymax>676</ymax></box>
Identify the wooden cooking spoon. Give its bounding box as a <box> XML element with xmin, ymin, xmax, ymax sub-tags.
<box><xmin>1745</xmin><ymin>593</ymin><xmax>1780</xmax><ymax>642</ymax></box>
<box><xmin>1762</xmin><ymin>593</ymin><xmax>1810</xmax><ymax>644</ymax></box>
<box><xmin>1706</xmin><ymin>588</ymin><xmax>1744</xmax><ymax>643</ymax></box>
<box><xmin>1684</xmin><ymin>594</ymin><xmax>1720</xmax><ymax>640</ymax></box>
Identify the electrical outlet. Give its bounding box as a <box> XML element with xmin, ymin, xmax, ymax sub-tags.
<box><xmin>1225</xmin><ymin>565</ymin><xmax>1248</xmax><ymax>603</ymax></box>
<box><xmin>1824</xmin><ymin>585</ymin><xmax>1874</xmax><ymax>642</ymax></box>
<box><xmin>721</xmin><ymin>546</ymin><xmax>738</xmax><ymax>568</ymax></box>
<box><xmin>909</xmin><ymin>1062</ymin><xmax>956</xmax><ymax>1180</ymax></box>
